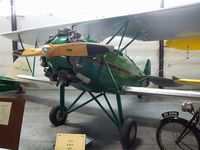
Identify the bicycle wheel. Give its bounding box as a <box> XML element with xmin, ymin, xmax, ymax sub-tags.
<box><xmin>156</xmin><ymin>118</ymin><xmax>200</xmax><ymax>150</ymax></box>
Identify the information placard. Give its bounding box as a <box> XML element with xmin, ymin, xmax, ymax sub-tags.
<box><xmin>0</xmin><ymin>102</ymin><xmax>12</xmax><ymax>125</ymax></box>
<box><xmin>55</xmin><ymin>133</ymin><xmax>86</xmax><ymax>150</ymax></box>
<box><xmin>0</xmin><ymin>98</ymin><xmax>25</xmax><ymax>150</ymax></box>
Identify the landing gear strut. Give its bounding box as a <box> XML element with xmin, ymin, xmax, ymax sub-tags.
<box><xmin>48</xmin><ymin>84</ymin><xmax>137</xmax><ymax>148</ymax></box>
<box><xmin>49</xmin><ymin>84</ymin><xmax>68</xmax><ymax>126</ymax></box>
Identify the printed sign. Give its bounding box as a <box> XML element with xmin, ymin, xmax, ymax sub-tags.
<box><xmin>55</xmin><ymin>133</ymin><xmax>86</xmax><ymax>150</ymax></box>
<box><xmin>0</xmin><ymin>102</ymin><xmax>12</xmax><ymax>125</ymax></box>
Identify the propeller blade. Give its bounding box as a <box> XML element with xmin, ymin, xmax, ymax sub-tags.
<box><xmin>12</xmin><ymin>49</ymin><xmax>24</xmax><ymax>56</ymax></box>
<box><xmin>21</xmin><ymin>48</ymin><xmax>44</xmax><ymax>57</ymax></box>
<box><xmin>47</xmin><ymin>43</ymin><xmax>114</xmax><ymax>57</ymax></box>
<box><xmin>13</xmin><ymin>43</ymin><xmax>114</xmax><ymax>57</ymax></box>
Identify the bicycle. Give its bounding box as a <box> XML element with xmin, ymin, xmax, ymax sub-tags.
<box><xmin>156</xmin><ymin>102</ymin><xmax>200</xmax><ymax>150</ymax></box>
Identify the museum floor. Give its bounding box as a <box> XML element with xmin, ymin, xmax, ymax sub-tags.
<box><xmin>0</xmin><ymin>89</ymin><xmax>199</xmax><ymax>150</ymax></box>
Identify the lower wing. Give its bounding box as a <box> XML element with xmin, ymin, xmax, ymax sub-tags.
<box><xmin>17</xmin><ymin>74</ymin><xmax>55</xmax><ymax>84</ymax></box>
<box><xmin>17</xmin><ymin>75</ymin><xmax>200</xmax><ymax>99</ymax></box>
<box><xmin>123</xmin><ymin>86</ymin><xmax>200</xmax><ymax>99</ymax></box>
<box><xmin>0</xmin><ymin>76</ymin><xmax>38</xmax><ymax>91</ymax></box>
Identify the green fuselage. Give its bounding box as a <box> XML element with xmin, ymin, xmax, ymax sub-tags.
<box><xmin>43</xmin><ymin>35</ymin><xmax>150</xmax><ymax>93</ymax></box>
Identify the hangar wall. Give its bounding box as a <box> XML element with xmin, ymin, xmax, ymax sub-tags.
<box><xmin>0</xmin><ymin>15</ymin><xmax>200</xmax><ymax>89</ymax></box>
<box><xmin>164</xmin><ymin>47</ymin><xmax>200</xmax><ymax>89</ymax></box>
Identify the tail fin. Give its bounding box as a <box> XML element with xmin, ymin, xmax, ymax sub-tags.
<box><xmin>143</xmin><ymin>59</ymin><xmax>151</xmax><ymax>76</ymax></box>
<box><xmin>5</xmin><ymin>57</ymin><xmax>31</xmax><ymax>80</ymax></box>
<box><xmin>143</xmin><ymin>59</ymin><xmax>151</xmax><ymax>86</ymax></box>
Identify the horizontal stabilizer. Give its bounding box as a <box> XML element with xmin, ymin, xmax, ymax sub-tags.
<box><xmin>123</xmin><ymin>86</ymin><xmax>200</xmax><ymax>99</ymax></box>
<box><xmin>149</xmin><ymin>76</ymin><xmax>182</xmax><ymax>87</ymax></box>
<box><xmin>17</xmin><ymin>75</ymin><xmax>54</xmax><ymax>84</ymax></box>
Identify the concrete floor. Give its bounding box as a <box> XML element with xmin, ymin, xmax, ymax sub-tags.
<box><xmin>0</xmin><ymin>89</ymin><xmax>199</xmax><ymax>150</ymax></box>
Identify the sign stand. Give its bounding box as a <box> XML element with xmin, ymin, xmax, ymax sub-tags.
<box><xmin>55</xmin><ymin>133</ymin><xmax>93</xmax><ymax>150</ymax></box>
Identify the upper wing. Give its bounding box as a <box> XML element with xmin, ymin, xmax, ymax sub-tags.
<box><xmin>123</xmin><ymin>86</ymin><xmax>200</xmax><ymax>99</ymax></box>
<box><xmin>1</xmin><ymin>2</ymin><xmax>200</xmax><ymax>45</ymax></box>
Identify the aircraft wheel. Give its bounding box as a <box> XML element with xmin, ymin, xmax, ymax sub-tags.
<box><xmin>120</xmin><ymin>118</ymin><xmax>137</xmax><ymax>148</ymax></box>
<box><xmin>49</xmin><ymin>105</ymin><xmax>67</xmax><ymax>126</ymax></box>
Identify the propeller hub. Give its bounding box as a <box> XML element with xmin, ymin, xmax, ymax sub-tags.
<box><xmin>42</xmin><ymin>45</ymin><xmax>51</xmax><ymax>55</ymax></box>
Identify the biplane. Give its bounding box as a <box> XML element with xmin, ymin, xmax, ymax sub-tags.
<box><xmin>2</xmin><ymin>2</ymin><xmax>200</xmax><ymax>148</ymax></box>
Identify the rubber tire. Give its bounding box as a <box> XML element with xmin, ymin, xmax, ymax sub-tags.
<box><xmin>156</xmin><ymin>117</ymin><xmax>200</xmax><ymax>150</ymax></box>
<box><xmin>120</xmin><ymin>118</ymin><xmax>137</xmax><ymax>148</ymax></box>
<box><xmin>49</xmin><ymin>105</ymin><xmax>67</xmax><ymax>126</ymax></box>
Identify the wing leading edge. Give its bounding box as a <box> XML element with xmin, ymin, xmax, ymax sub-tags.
<box><xmin>2</xmin><ymin>2</ymin><xmax>200</xmax><ymax>45</ymax></box>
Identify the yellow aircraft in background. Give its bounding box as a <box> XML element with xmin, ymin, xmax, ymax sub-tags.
<box><xmin>166</xmin><ymin>38</ymin><xmax>200</xmax><ymax>50</ymax></box>
<box><xmin>166</xmin><ymin>38</ymin><xmax>200</xmax><ymax>85</ymax></box>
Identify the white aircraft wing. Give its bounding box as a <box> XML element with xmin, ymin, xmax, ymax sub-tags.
<box><xmin>1</xmin><ymin>2</ymin><xmax>200</xmax><ymax>45</ymax></box>
<box><xmin>123</xmin><ymin>86</ymin><xmax>200</xmax><ymax>99</ymax></box>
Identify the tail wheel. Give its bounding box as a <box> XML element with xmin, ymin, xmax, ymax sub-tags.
<box><xmin>120</xmin><ymin>118</ymin><xmax>137</xmax><ymax>148</ymax></box>
<box><xmin>49</xmin><ymin>105</ymin><xmax>67</xmax><ymax>126</ymax></box>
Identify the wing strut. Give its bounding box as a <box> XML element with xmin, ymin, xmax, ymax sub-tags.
<box><xmin>118</xmin><ymin>20</ymin><xmax>128</xmax><ymax>51</ymax></box>
<box><xmin>104</xmin><ymin>19</ymin><xmax>142</xmax><ymax>53</ymax></box>
<box><xmin>103</xmin><ymin>55</ymin><xmax>124</xmax><ymax>125</ymax></box>
<box><xmin>106</xmin><ymin>20</ymin><xmax>129</xmax><ymax>45</ymax></box>
<box><xmin>17</xmin><ymin>34</ymin><xmax>37</xmax><ymax>76</ymax></box>
<box><xmin>120</xmin><ymin>32</ymin><xmax>141</xmax><ymax>52</ymax></box>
